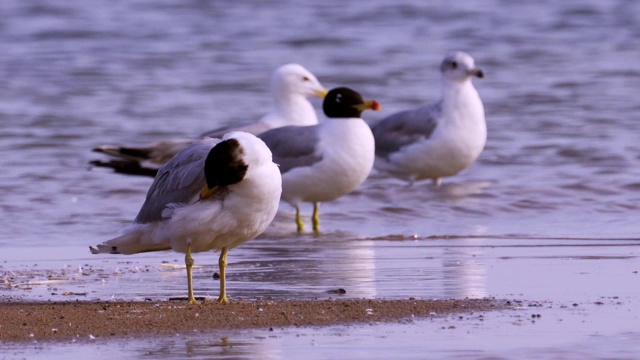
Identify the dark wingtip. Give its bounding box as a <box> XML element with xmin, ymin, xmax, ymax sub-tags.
<box><xmin>89</xmin><ymin>246</ymin><xmax>99</xmax><ymax>254</ymax></box>
<box><xmin>89</xmin><ymin>160</ymin><xmax>159</xmax><ymax>177</ymax></box>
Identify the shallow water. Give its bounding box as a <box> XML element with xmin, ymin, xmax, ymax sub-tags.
<box><xmin>3</xmin><ymin>237</ymin><xmax>640</xmax><ymax>359</ymax></box>
<box><xmin>1</xmin><ymin>0</ymin><xmax>640</xmax><ymax>358</ymax></box>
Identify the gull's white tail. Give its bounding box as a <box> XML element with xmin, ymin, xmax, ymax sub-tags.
<box><xmin>90</xmin><ymin>229</ymin><xmax>170</xmax><ymax>255</ymax></box>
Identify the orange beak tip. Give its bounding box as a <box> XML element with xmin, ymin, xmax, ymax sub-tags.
<box><xmin>371</xmin><ymin>100</ymin><xmax>381</xmax><ymax>111</ymax></box>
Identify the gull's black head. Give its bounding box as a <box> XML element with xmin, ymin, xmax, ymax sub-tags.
<box><xmin>322</xmin><ymin>87</ymin><xmax>381</xmax><ymax>119</ymax></box>
<box><xmin>204</xmin><ymin>138</ymin><xmax>248</xmax><ymax>188</ymax></box>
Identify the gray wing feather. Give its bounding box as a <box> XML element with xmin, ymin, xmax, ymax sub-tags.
<box><xmin>134</xmin><ymin>138</ymin><xmax>221</xmax><ymax>224</ymax></box>
<box><xmin>371</xmin><ymin>101</ymin><xmax>442</xmax><ymax>158</ymax></box>
<box><xmin>258</xmin><ymin>125</ymin><xmax>322</xmax><ymax>174</ymax></box>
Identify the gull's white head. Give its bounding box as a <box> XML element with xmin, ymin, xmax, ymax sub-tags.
<box><xmin>221</xmin><ymin>131</ymin><xmax>274</xmax><ymax>168</ymax></box>
<box><xmin>271</xmin><ymin>63</ymin><xmax>328</xmax><ymax>99</ymax></box>
<box><xmin>440</xmin><ymin>52</ymin><xmax>484</xmax><ymax>82</ymax></box>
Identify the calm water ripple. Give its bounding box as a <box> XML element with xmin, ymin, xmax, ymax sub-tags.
<box><xmin>0</xmin><ymin>0</ymin><xmax>638</xmax><ymax>249</ymax></box>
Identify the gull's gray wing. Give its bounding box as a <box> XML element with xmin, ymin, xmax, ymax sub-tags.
<box><xmin>258</xmin><ymin>125</ymin><xmax>322</xmax><ymax>174</ymax></box>
<box><xmin>199</xmin><ymin>121</ymin><xmax>272</xmax><ymax>139</ymax></box>
<box><xmin>371</xmin><ymin>101</ymin><xmax>442</xmax><ymax>158</ymax></box>
<box><xmin>134</xmin><ymin>138</ymin><xmax>221</xmax><ymax>224</ymax></box>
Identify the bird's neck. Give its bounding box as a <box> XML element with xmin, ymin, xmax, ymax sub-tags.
<box><xmin>440</xmin><ymin>79</ymin><xmax>483</xmax><ymax>115</ymax></box>
<box><xmin>264</xmin><ymin>93</ymin><xmax>318</xmax><ymax>127</ymax></box>
<box><xmin>321</xmin><ymin>117</ymin><xmax>369</xmax><ymax>137</ymax></box>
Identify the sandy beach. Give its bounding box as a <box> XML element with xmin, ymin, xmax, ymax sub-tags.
<box><xmin>0</xmin><ymin>298</ymin><xmax>506</xmax><ymax>342</ymax></box>
<box><xmin>2</xmin><ymin>236</ymin><xmax>639</xmax><ymax>357</ymax></box>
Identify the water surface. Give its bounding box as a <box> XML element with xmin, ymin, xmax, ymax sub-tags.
<box><xmin>1</xmin><ymin>0</ymin><xmax>639</xmax><ymax>358</ymax></box>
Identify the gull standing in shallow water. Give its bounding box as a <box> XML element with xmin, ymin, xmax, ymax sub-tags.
<box><xmin>90</xmin><ymin>132</ymin><xmax>282</xmax><ymax>304</ymax></box>
<box><xmin>371</xmin><ymin>51</ymin><xmax>486</xmax><ymax>185</ymax></box>
<box><xmin>259</xmin><ymin>87</ymin><xmax>380</xmax><ymax>233</ymax></box>
<box><xmin>91</xmin><ymin>63</ymin><xmax>327</xmax><ymax>177</ymax></box>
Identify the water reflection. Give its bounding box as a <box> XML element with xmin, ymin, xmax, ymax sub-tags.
<box><xmin>2</xmin><ymin>236</ymin><xmax>489</xmax><ymax>302</ymax></box>
<box><xmin>230</xmin><ymin>235</ymin><xmax>488</xmax><ymax>301</ymax></box>
<box><xmin>440</xmin><ymin>241</ymin><xmax>488</xmax><ymax>299</ymax></box>
<box><xmin>138</xmin><ymin>335</ymin><xmax>276</xmax><ymax>360</ymax></box>
<box><xmin>210</xmin><ymin>235</ymin><xmax>379</xmax><ymax>300</ymax></box>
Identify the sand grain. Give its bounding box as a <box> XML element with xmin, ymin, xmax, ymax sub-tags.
<box><xmin>0</xmin><ymin>298</ymin><xmax>507</xmax><ymax>342</ymax></box>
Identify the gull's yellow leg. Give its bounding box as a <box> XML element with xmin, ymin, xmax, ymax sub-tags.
<box><xmin>217</xmin><ymin>247</ymin><xmax>229</xmax><ymax>304</ymax></box>
<box><xmin>185</xmin><ymin>242</ymin><xmax>199</xmax><ymax>304</ymax></box>
<box><xmin>312</xmin><ymin>202</ymin><xmax>320</xmax><ymax>233</ymax></box>
<box><xmin>295</xmin><ymin>207</ymin><xmax>304</xmax><ymax>233</ymax></box>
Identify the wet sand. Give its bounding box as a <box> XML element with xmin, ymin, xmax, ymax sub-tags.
<box><xmin>2</xmin><ymin>238</ymin><xmax>638</xmax><ymax>357</ymax></box>
<box><xmin>0</xmin><ymin>298</ymin><xmax>507</xmax><ymax>342</ymax></box>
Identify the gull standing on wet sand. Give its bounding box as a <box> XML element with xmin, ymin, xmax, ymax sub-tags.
<box><xmin>259</xmin><ymin>87</ymin><xmax>380</xmax><ymax>233</ymax></box>
<box><xmin>371</xmin><ymin>51</ymin><xmax>486</xmax><ymax>185</ymax></box>
<box><xmin>91</xmin><ymin>63</ymin><xmax>327</xmax><ymax>176</ymax></box>
<box><xmin>90</xmin><ymin>132</ymin><xmax>282</xmax><ymax>304</ymax></box>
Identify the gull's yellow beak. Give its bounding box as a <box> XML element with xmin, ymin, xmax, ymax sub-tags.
<box><xmin>354</xmin><ymin>99</ymin><xmax>381</xmax><ymax>112</ymax></box>
<box><xmin>314</xmin><ymin>88</ymin><xmax>329</xmax><ymax>98</ymax></box>
<box><xmin>200</xmin><ymin>185</ymin><xmax>220</xmax><ymax>200</ymax></box>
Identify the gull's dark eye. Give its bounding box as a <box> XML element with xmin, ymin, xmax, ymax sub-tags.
<box><xmin>450</xmin><ymin>61</ymin><xmax>458</xmax><ymax>69</ymax></box>
<box><xmin>303</xmin><ymin>76</ymin><xmax>310</xmax><ymax>81</ymax></box>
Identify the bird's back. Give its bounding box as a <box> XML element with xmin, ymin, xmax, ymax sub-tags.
<box><xmin>372</xmin><ymin>102</ymin><xmax>442</xmax><ymax>158</ymax></box>
<box><xmin>134</xmin><ymin>138</ymin><xmax>220</xmax><ymax>224</ymax></box>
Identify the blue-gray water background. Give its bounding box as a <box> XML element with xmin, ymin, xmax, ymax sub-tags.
<box><xmin>2</xmin><ymin>0</ymin><xmax>639</xmax><ymax>247</ymax></box>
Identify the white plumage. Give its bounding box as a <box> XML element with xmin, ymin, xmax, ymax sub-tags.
<box><xmin>372</xmin><ymin>51</ymin><xmax>486</xmax><ymax>185</ymax></box>
<box><xmin>91</xmin><ymin>131</ymin><xmax>282</xmax><ymax>303</ymax></box>
<box><xmin>259</xmin><ymin>87</ymin><xmax>379</xmax><ymax>232</ymax></box>
<box><xmin>91</xmin><ymin>63</ymin><xmax>327</xmax><ymax>176</ymax></box>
